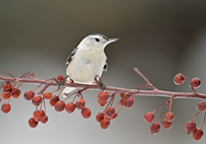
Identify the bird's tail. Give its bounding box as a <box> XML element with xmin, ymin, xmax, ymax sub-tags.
<box><xmin>62</xmin><ymin>87</ymin><xmax>76</xmax><ymax>97</ymax></box>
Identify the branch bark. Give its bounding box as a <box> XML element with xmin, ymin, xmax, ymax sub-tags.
<box><xmin>0</xmin><ymin>75</ymin><xmax>206</xmax><ymax>100</ymax></box>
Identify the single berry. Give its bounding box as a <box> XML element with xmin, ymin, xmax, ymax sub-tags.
<box><xmin>197</xmin><ymin>101</ymin><xmax>206</xmax><ymax>111</ymax></box>
<box><xmin>55</xmin><ymin>100</ymin><xmax>65</xmax><ymax>112</ymax></box>
<box><xmin>1</xmin><ymin>103</ymin><xmax>11</xmax><ymax>113</ymax></box>
<box><xmin>57</xmin><ymin>75</ymin><xmax>64</xmax><ymax>81</ymax></box>
<box><xmin>98</xmin><ymin>91</ymin><xmax>110</xmax><ymax>101</ymax></box>
<box><xmin>105</xmin><ymin>107</ymin><xmax>115</xmax><ymax>118</ymax></box>
<box><xmin>162</xmin><ymin>119</ymin><xmax>172</xmax><ymax>130</ymax></box>
<box><xmin>50</xmin><ymin>95</ymin><xmax>60</xmax><ymax>106</ymax></box>
<box><xmin>144</xmin><ymin>111</ymin><xmax>155</xmax><ymax>123</ymax></box>
<box><xmin>150</xmin><ymin>123</ymin><xmax>160</xmax><ymax>135</ymax></box>
<box><xmin>24</xmin><ymin>90</ymin><xmax>35</xmax><ymax>100</ymax></box>
<box><xmin>32</xmin><ymin>95</ymin><xmax>42</xmax><ymax>106</ymax></box>
<box><xmin>185</xmin><ymin>121</ymin><xmax>196</xmax><ymax>134</ymax></box>
<box><xmin>96</xmin><ymin>112</ymin><xmax>105</xmax><ymax>123</ymax></box>
<box><xmin>165</xmin><ymin>112</ymin><xmax>175</xmax><ymax>122</ymax></box>
<box><xmin>2</xmin><ymin>91</ymin><xmax>11</xmax><ymax>99</ymax></box>
<box><xmin>81</xmin><ymin>108</ymin><xmax>91</xmax><ymax>119</ymax></box>
<box><xmin>122</xmin><ymin>97</ymin><xmax>134</xmax><ymax>108</ymax></box>
<box><xmin>193</xmin><ymin>128</ymin><xmax>203</xmax><ymax>141</ymax></box>
<box><xmin>2</xmin><ymin>82</ymin><xmax>12</xmax><ymax>91</ymax></box>
<box><xmin>97</xmin><ymin>99</ymin><xmax>107</xmax><ymax>107</ymax></box>
<box><xmin>173</xmin><ymin>73</ymin><xmax>185</xmax><ymax>85</ymax></box>
<box><xmin>191</xmin><ymin>78</ymin><xmax>201</xmax><ymax>89</ymax></box>
<box><xmin>75</xmin><ymin>98</ymin><xmax>85</xmax><ymax>110</ymax></box>
<box><xmin>33</xmin><ymin>110</ymin><xmax>46</xmax><ymax>122</ymax></box>
<box><xmin>100</xmin><ymin>120</ymin><xmax>110</xmax><ymax>130</ymax></box>
<box><xmin>65</xmin><ymin>102</ymin><xmax>76</xmax><ymax>113</ymax></box>
<box><xmin>41</xmin><ymin>115</ymin><xmax>48</xmax><ymax>124</ymax></box>
<box><xmin>11</xmin><ymin>88</ymin><xmax>21</xmax><ymax>99</ymax></box>
<box><xmin>28</xmin><ymin>117</ymin><xmax>38</xmax><ymax>128</ymax></box>
<box><xmin>44</xmin><ymin>92</ymin><xmax>52</xmax><ymax>99</ymax></box>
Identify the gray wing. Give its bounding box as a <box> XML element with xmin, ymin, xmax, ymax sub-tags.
<box><xmin>65</xmin><ymin>47</ymin><xmax>78</xmax><ymax>68</ymax></box>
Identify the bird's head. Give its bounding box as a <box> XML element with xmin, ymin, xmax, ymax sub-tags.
<box><xmin>77</xmin><ymin>33</ymin><xmax>118</xmax><ymax>50</ymax></box>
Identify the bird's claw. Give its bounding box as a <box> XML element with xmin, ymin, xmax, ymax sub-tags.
<box><xmin>94</xmin><ymin>75</ymin><xmax>106</xmax><ymax>91</ymax></box>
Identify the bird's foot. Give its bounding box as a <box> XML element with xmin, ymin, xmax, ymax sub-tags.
<box><xmin>94</xmin><ymin>75</ymin><xmax>105</xmax><ymax>91</ymax></box>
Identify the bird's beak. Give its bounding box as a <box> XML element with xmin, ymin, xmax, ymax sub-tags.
<box><xmin>106</xmin><ymin>38</ymin><xmax>119</xmax><ymax>45</ymax></box>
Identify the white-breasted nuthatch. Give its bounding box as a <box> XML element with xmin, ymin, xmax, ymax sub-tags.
<box><xmin>63</xmin><ymin>33</ymin><xmax>118</xmax><ymax>96</ymax></box>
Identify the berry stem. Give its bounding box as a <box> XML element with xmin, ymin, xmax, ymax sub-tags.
<box><xmin>191</xmin><ymin>111</ymin><xmax>201</xmax><ymax>122</ymax></box>
<box><xmin>152</xmin><ymin>100</ymin><xmax>168</xmax><ymax>113</ymax></box>
<box><xmin>200</xmin><ymin>112</ymin><xmax>206</xmax><ymax>130</ymax></box>
<box><xmin>157</xmin><ymin>104</ymin><xmax>167</xmax><ymax>124</ymax></box>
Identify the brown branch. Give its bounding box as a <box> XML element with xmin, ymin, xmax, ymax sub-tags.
<box><xmin>0</xmin><ymin>75</ymin><xmax>206</xmax><ymax>100</ymax></box>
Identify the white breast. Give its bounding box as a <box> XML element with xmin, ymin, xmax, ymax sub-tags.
<box><xmin>66</xmin><ymin>48</ymin><xmax>107</xmax><ymax>84</ymax></box>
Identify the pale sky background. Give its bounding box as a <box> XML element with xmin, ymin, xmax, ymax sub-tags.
<box><xmin>1</xmin><ymin>1</ymin><xmax>206</xmax><ymax>144</ymax></box>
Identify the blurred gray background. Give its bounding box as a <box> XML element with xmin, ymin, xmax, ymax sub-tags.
<box><xmin>1</xmin><ymin>1</ymin><xmax>206</xmax><ymax>144</ymax></box>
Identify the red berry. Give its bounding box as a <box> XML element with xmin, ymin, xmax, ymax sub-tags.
<box><xmin>111</xmin><ymin>113</ymin><xmax>118</xmax><ymax>119</ymax></box>
<box><xmin>57</xmin><ymin>75</ymin><xmax>64</xmax><ymax>81</ymax></box>
<box><xmin>98</xmin><ymin>91</ymin><xmax>109</xmax><ymax>101</ymax></box>
<box><xmin>55</xmin><ymin>100</ymin><xmax>65</xmax><ymax>112</ymax></box>
<box><xmin>97</xmin><ymin>99</ymin><xmax>107</xmax><ymax>107</ymax></box>
<box><xmin>104</xmin><ymin>115</ymin><xmax>111</xmax><ymax>122</ymax></box>
<box><xmin>28</xmin><ymin>117</ymin><xmax>38</xmax><ymax>128</ymax></box>
<box><xmin>2</xmin><ymin>82</ymin><xmax>12</xmax><ymax>91</ymax></box>
<box><xmin>120</xmin><ymin>93</ymin><xmax>125</xmax><ymax>98</ymax></box>
<box><xmin>11</xmin><ymin>88</ymin><xmax>21</xmax><ymax>99</ymax></box>
<box><xmin>144</xmin><ymin>111</ymin><xmax>155</xmax><ymax>123</ymax></box>
<box><xmin>150</xmin><ymin>123</ymin><xmax>160</xmax><ymax>135</ymax></box>
<box><xmin>191</xmin><ymin>78</ymin><xmax>201</xmax><ymax>89</ymax></box>
<box><xmin>44</xmin><ymin>92</ymin><xmax>52</xmax><ymax>99</ymax></box>
<box><xmin>81</xmin><ymin>108</ymin><xmax>91</xmax><ymax>119</ymax></box>
<box><xmin>33</xmin><ymin>110</ymin><xmax>46</xmax><ymax>122</ymax></box>
<box><xmin>96</xmin><ymin>112</ymin><xmax>105</xmax><ymax>123</ymax></box>
<box><xmin>75</xmin><ymin>98</ymin><xmax>85</xmax><ymax>110</ymax></box>
<box><xmin>162</xmin><ymin>119</ymin><xmax>172</xmax><ymax>130</ymax></box>
<box><xmin>32</xmin><ymin>95</ymin><xmax>42</xmax><ymax>106</ymax></box>
<box><xmin>65</xmin><ymin>102</ymin><xmax>75</xmax><ymax>113</ymax></box>
<box><xmin>122</xmin><ymin>97</ymin><xmax>134</xmax><ymax>108</ymax></box>
<box><xmin>193</xmin><ymin>128</ymin><xmax>203</xmax><ymax>141</ymax></box>
<box><xmin>49</xmin><ymin>95</ymin><xmax>60</xmax><ymax>106</ymax></box>
<box><xmin>165</xmin><ymin>112</ymin><xmax>174</xmax><ymax>122</ymax></box>
<box><xmin>24</xmin><ymin>90</ymin><xmax>35</xmax><ymax>100</ymax></box>
<box><xmin>1</xmin><ymin>103</ymin><xmax>11</xmax><ymax>113</ymax></box>
<box><xmin>197</xmin><ymin>101</ymin><xmax>206</xmax><ymax>111</ymax></box>
<box><xmin>100</xmin><ymin>120</ymin><xmax>110</xmax><ymax>130</ymax></box>
<box><xmin>174</xmin><ymin>73</ymin><xmax>185</xmax><ymax>85</ymax></box>
<box><xmin>2</xmin><ymin>91</ymin><xmax>11</xmax><ymax>99</ymax></box>
<box><xmin>41</xmin><ymin>115</ymin><xmax>48</xmax><ymax>124</ymax></box>
<box><xmin>185</xmin><ymin>121</ymin><xmax>196</xmax><ymax>134</ymax></box>
<box><xmin>105</xmin><ymin>107</ymin><xmax>115</xmax><ymax>118</ymax></box>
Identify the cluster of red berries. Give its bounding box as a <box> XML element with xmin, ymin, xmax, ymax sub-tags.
<box><xmin>24</xmin><ymin>83</ymin><xmax>92</xmax><ymax>128</ymax></box>
<box><xmin>184</xmin><ymin>101</ymin><xmax>206</xmax><ymax>141</ymax></box>
<box><xmin>173</xmin><ymin>73</ymin><xmax>201</xmax><ymax>91</ymax></box>
<box><xmin>144</xmin><ymin>100</ymin><xmax>175</xmax><ymax>135</ymax></box>
<box><xmin>143</xmin><ymin>73</ymin><xmax>204</xmax><ymax>141</ymax></box>
<box><xmin>0</xmin><ymin>82</ymin><xmax>21</xmax><ymax>113</ymax></box>
<box><xmin>96</xmin><ymin>91</ymin><xmax>134</xmax><ymax>129</ymax></box>
<box><xmin>1</xmin><ymin>72</ymin><xmax>206</xmax><ymax>142</ymax></box>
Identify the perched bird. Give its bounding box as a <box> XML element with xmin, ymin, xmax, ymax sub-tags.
<box><xmin>63</xmin><ymin>33</ymin><xmax>118</xmax><ymax>96</ymax></box>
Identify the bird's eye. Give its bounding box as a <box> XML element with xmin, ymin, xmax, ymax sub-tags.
<box><xmin>95</xmin><ymin>38</ymin><xmax>100</xmax><ymax>42</ymax></box>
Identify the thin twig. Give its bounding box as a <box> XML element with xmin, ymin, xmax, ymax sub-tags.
<box><xmin>0</xmin><ymin>75</ymin><xmax>206</xmax><ymax>100</ymax></box>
